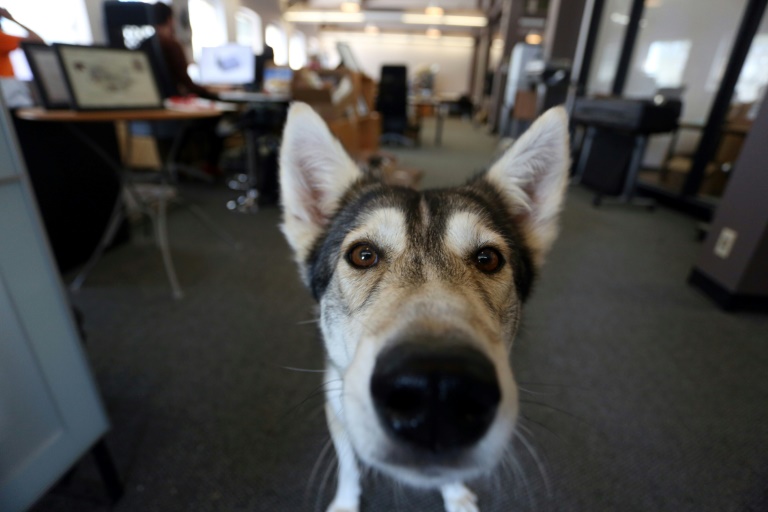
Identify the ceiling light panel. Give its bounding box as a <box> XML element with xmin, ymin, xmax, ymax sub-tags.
<box><xmin>305</xmin><ymin>0</ymin><xmax>347</xmax><ymax>6</ymax></box>
<box><xmin>364</xmin><ymin>0</ymin><xmax>477</xmax><ymax>8</ymax></box>
<box><xmin>401</xmin><ymin>13</ymin><xmax>487</xmax><ymax>27</ymax></box>
<box><xmin>284</xmin><ymin>8</ymin><xmax>487</xmax><ymax>27</ymax></box>
<box><xmin>340</xmin><ymin>1</ymin><xmax>361</xmax><ymax>13</ymax></box>
<box><xmin>283</xmin><ymin>10</ymin><xmax>366</xmax><ymax>23</ymax></box>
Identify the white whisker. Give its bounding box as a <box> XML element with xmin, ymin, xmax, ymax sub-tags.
<box><xmin>307</xmin><ymin>436</ymin><xmax>335</xmax><ymax>508</ymax></box>
<box><xmin>516</xmin><ymin>425</ymin><xmax>552</xmax><ymax>499</ymax></box>
<box><xmin>506</xmin><ymin>445</ymin><xmax>534</xmax><ymax>510</ymax></box>
<box><xmin>279</xmin><ymin>366</ymin><xmax>327</xmax><ymax>373</ymax></box>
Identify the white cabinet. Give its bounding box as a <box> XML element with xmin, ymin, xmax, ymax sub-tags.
<box><xmin>0</xmin><ymin>98</ymin><xmax>109</xmax><ymax>511</ymax></box>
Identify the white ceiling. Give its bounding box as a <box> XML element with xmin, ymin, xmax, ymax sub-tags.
<box><xmin>304</xmin><ymin>0</ymin><xmax>480</xmax><ymax>10</ymax></box>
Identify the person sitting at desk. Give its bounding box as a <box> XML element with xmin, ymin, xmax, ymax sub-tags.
<box><xmin>0</xmin><ymin>8</ymin><xmax>42</xmax><ymax>77</ymax></box>
<box><xmin>148</xmin><ymin>2</ymin><xmax>217</xmax><ymax>100</ymax></box>
<box><xmin>137</xmin><ymin>2</ymin><xmax>223</xmax><ymax>176</ymax></box>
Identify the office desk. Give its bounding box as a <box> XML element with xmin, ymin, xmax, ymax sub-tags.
<box><xmin>16</xmin><ymin>107</ymin><xmax>233</xmax><ymax>299</ymax></box>
<box><xmin>218</xmin><ymin>91</ymin><xmax>290</xmax><ymax>103</ymax></box>
<box><xmin>408</xmin><ymin>95</ymin><xmax>454</xmax><ymax>147</ymax></box>
<box><xmin>16</xmin><ymin>107</ymin><xmax>222</xmax><ymax>123</ymax></box>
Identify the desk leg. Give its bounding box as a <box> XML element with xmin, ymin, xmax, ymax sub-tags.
<box><xmin>164</xmin><ymin>120</ymin><xmax>215</xmax><ymax>183</ymax></box>
<box><xmin>66</xmin><ymin>124</ymin><xmax>127</xmax><ymax>293</ymax></box>
<box><xmin>593</xmin><ymin>134</ymin><xmax>655</xmax><ymax>210</ymax></box>
<box><xmin>91</xmin><ymin>439</ymin><xmax>124</xmax><ymax>504</ymax></box>
<box><xmin>70</xmin><ymin>197</ymin><xmax>126</xmax><ymax>292</ymax></box>
<box><xmin>572</xmin><ymin>126</ymin><xmax>596</xmax><ymax>185</ymax></box>
<box><xmin>621</xmin><ymin>135</ymin><xmax>649</xmax><ymax>200</ymax></box>
<box><xmin>435</xmin><ymin>104</ymin><xmax>447</xmax><ymax>147</ymax></box>
<box><xmin>152</xmin><ymin>197</ymin><xmax>184</xmax><ymax>300</ymax></box>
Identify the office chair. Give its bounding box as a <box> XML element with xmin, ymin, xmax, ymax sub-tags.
<box><xmin>104</xmin><ymin>0</ymin><xmax>215</xmax><ymax>181</ymax></box>
<box><xmin>103</xmin><ymin>1</ymin><xmax>167</xmax><ymax>94</ymax></box>
<box><xmin>88</xmin><ymin>2</ymin><xmax>237</xmax><ymax>298</ymax></box>
<box><xmin>226</xmin><ymin>102</ymin><xmax>287</xmax><ymax>213</ymax></box>
<box><xmin>376</xmin><ymin>65</ymin><xmax>414</xmax><ymax>146</ymax></box>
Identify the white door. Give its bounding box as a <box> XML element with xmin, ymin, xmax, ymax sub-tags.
<box><xmin>0</xmin><ymin>96</ymin><xmax>109</xmax><ymax>511</ymax></box>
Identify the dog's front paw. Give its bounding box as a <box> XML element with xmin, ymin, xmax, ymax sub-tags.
<box><xmin>441</xmin><ymin>483</ymin><xmax>479</xmax><ymax>512</ymax></box>
<box><xmin>325</xmin><ymin>499</ymin><xmax>359</xmax><ymax>512</ymax></box>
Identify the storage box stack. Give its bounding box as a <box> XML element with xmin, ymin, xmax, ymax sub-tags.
<box><xmin>291</xmin><ymin>68</ymin><xmax>381</xmax><ymax>159</ymax></box>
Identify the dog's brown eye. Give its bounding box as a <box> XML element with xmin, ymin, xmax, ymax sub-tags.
<box><xmin>348</xmin><ymin>243</ymin><xmax>379</xmax><ymax>269</ymax></box>
<box><xmin>475</xmin><ymin>247</ymin><xmax>503</xmax><ymax>273</ymax></box>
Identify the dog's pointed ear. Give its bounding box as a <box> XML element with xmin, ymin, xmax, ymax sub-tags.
<box><xmin>279</xmin><ymin>102</ymin><xmax>362</xmax><ymax>269</ymax></box>
<box><xmin>484</xmin><ymin>106</ymin><xmax>570</xmax><ymax>267</ymax></box>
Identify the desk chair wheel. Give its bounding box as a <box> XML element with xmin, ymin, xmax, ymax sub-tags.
<box><xmin>227</xmin><ymin>189</ymin><xmax>259</xmax><ymax>214</ymax></box>
<box><xmin>228</xmin><ymin>173</ymin><xmax>250</xmax><ymax>191</ymax></box>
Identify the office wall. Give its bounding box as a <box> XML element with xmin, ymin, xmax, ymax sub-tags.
<box><xmin>318</xmin><ymin>31</ymin><xmax>475</xmax><ymax>96</ymax></box>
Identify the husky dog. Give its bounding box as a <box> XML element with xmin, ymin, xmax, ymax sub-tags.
<box><xmin>279</xmin><ymin>103</ymin><xmax>569</xmax><ymax>512</ymax></box>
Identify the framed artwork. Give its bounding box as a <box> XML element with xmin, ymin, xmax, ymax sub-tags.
<box><xmin>54</xmin><ymin>44</ymin><xmax>163</xmax><ymax>110</ymax></box>
<box><xmin>21</xmin><ymin>43</ymin><xmax>71</xmax><ymax>109</ymax></box>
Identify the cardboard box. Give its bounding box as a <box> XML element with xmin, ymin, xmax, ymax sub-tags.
<box><xmin>293</xmin><ymin>68</ymin><xmax>381</xmax><ymax>157</ymax></box>
<box><xmin>358</xmin><ymin>112</ymin><xmax>381</xmax><ymax>154</ymax></box>
<box><xmin>383</xmin><ymin>166</ymin><xmax>424</xmax><ymax>189</ymax></box>
<box><xmin>365</xmin><ymin>153</ymin><xmax>423</xmax><ymax>189</ymax></box>
<box><xmin>115</xmin><ymin>121</ymin><xmax>162</xmax><ymax>170</ymax></box>
<box><xmin>291</xmin><ymin>69</ymin><xmax>358</xmax><ymax>120</ymax></box>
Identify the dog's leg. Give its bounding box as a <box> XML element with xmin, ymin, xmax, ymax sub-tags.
<box><xmin>325</xmin><ymin>395</ymin><xmax>361</xmax><ymax>512</ymax></box>
<box><xmin>441</xmin><ymin>483</ymin><xmax>479</xmax><ymax>512</ymax></box>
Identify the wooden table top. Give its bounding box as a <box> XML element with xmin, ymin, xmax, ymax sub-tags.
<box><xmin>15</xmin><ymin>107</ymin><xmax>223</xmax><ymax>123</ymax></box>
<box><xmin>678</xmin><ymin>121</ymin><xmax>751</xmax><ymax>135</ymax></box>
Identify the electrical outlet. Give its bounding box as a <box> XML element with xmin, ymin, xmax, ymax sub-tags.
<box><xmin>714</xmin><ymin>227</ymin><xmax>738</xmax><ymax>259</ymax></box>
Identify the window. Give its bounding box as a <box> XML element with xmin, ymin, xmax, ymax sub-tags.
<box><xmin>642</xmin><ymin>40</ymin><xmax>692</xmax><ymax>88</ymax></box>
<box><xmin>735</xmin><ymin>34</ymin><xmax>768</xmax><ymax>104</ymax></box>
<box><xmin>189</xmin><ymin>0</ymin><xmax>227</xmax><ymax>60</ymax></box>
<box><xmin>288</xmin><ymin>31</ymin><xmax>307</xmax><ymax>70</ymax></box>
<box><xmin>0</xmin><ymin>0</ymin><xmax>92</xmax><ymax>44</ymax></box>
<box><xmin>265</xmin><ymin>24</ymin><xmax>288</xmax><ymax>66</ymax></box>
<box><xmin>0</xmin><ymin>0</ymin><xmax>92</xmax><ymax>79</ymax></box>
<box><xmin>236</xmin><ymin>7</ymin><xmax>263</xmax><ymax>54</ymax></box>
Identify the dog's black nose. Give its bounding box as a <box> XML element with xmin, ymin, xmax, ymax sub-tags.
<box><xmin>370</xmin><ymin>343</ymin><xmax>501</xmax><ymax>453</ymax></box>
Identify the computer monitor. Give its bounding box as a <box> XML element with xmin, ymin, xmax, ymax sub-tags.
<box><xmin>198</xmin><ymin>44</ymin><xmax>255</xmax><ymax>86</ymax></box>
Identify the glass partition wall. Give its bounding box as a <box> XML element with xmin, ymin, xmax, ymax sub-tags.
<box><xmin>583</xmin><ymin>0</ymin><xmax>768</xmax><ymax>217</ymax></box>
<box><xmin>587</xmin><ymin>0</ymin><xmax>631</xmax><ymax>96</ymax></box>
<box><xmin>695</xmin><ymin>11</ymin><xmax>768</xmax><ymax>201</ymax></box>
<box><xmin>628</xmin><ymin>0</ymin><xmax>747</xmax><ymax>197</ymax></box>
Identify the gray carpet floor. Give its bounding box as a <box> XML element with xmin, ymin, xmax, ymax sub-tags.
<box><xmin>31</xmin><ymin>118</ymin><xmax>768</xmax><ymax>512</ymax></box>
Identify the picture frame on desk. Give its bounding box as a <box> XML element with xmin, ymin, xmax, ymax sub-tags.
<box><xmin>54</xmin><ymin>44</ymin><xmax>163</xmax><ymax>111</ymax></box>
<box><xmin>21</xmin><ymin>42</ymin><xmax>71</xmax><ymax>109</ymax></box>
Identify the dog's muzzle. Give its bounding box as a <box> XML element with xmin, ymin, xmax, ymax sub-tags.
<box><xmin>370</xmin><ymin>342</ymin><xmax>501</xmax><ymax>454</ymax></box>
